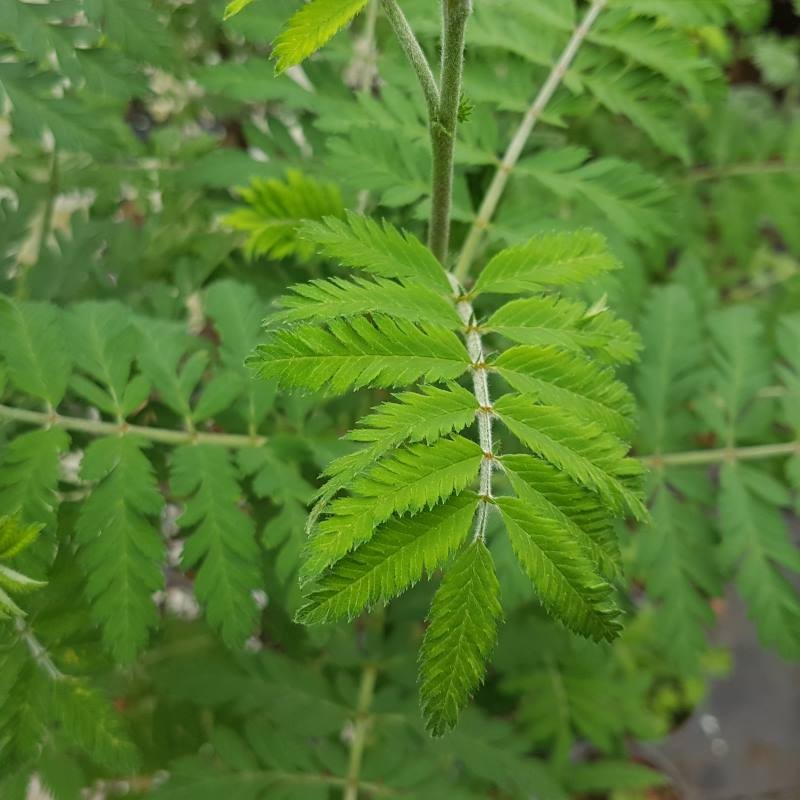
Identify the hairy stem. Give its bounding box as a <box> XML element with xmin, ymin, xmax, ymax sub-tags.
<box><xmin>428</xmin><ymin>0</ymin><xmax>471</xmax><ymax>264</ymax></box>
<box><xmin>4</xmin><ymin>402</ymin><xmax>795</xmax><ymax>468</ymax></box>
<box><xmin>16</xmin><ymin>619</ymin><xmax>64</xmax><ymax>681</ymax></box>
<box><xmin>682</xmin><ymin>161</ymin><xmax>800</xmax><ymax>184</ymax></box>
<box><xmin>449</xmin><ymin>276</ymin><xmax>494</xmax><ymax>540</ymax></box>
<box><xmin>0</xmin><ymin>403</ymin><xmax>267</xmax><ymax>448</ymax></box>
<box><xmin>344</xmin><ymin>663</ymin><xmax>378</xmax><ymax>800</ymax></box>
<box><xmin>643</xmin><ymin>441</ymin><xmax>800</xmax><ymax>469</ymax></box>
<box><xmin>380</xmin><ymin>0</ymin><xmax>439</xmax><ymax>119</ymax></box>
<box><xmin>453</xmin><ymin>0</ymin><xmax>607</xmax><ymax>282</ymax></box>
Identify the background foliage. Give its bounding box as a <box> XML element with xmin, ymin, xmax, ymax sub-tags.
<box><xmin>0</xmin><ymin>0</ymin><xmax>799</xmax><ymax>797</ymax></box>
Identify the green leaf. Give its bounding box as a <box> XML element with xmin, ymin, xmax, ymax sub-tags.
<box><xmin>171</xmin><ymin>445</ymin><xmax>261</xmax><ymax>648</ymax></box>
<box><xmin>567</xmin><ymin>760</ymin><xmax>667</xmax><ymax>793</ymax></box>
<box><xmin>0</xmin><ymin>514</ymin><xmax>44</xmax><ymax>562</ymax></box>
<box><xmin>502</xmin><ymin>454</ymin><xmax>621</xmax><ymax>580</ymax></box>
<box><xmin>296</xmin><ymin>493</ymin><xmax>477</xmax><ymax>625</ymax></box>
<box><xmin>471</xmin><ymin>231</ymin><xmax>619</xmax><ymax>297</ymax></box>
<box><xmin>419</xmin><ymin>539</ymin><xmax>502</xmax><ymax>737</ymax></box>
<box><xmin>67</xmin><ymin>301</ymin><xmax>141</xmax><ymax>418</ymax></box>
<box><xmin>75</xmin><ymin>437</ymin><xmax>165</xmax><ymax>663</ymax></box>
<box><xmin>84</xmin><ymin>0</ymin><xmax>176</xmax><ymax>68</ymax></box>
<box><xmin>0</xmin><ymin>515</ymin><xmax>46</xmax><ymax>619</ymax></box>
<box><xmin>487</xmin><ymin>295</ymin><xmax>640</xmax><ymax>364</ymax></box>
<box><xmin>495</xmin><ymin>395</ymin><xmax>646</xmax><ymax>520</ymax></box>
<box><xmin>271</xmin><ymin>0</ymin><xmax>370</xmax><ymax>74</ymax></box>
<box><xmin>249</xmin><ymin>315</ymin><xmax>471</xmax><ymax>396</ymax></box>
<box><xmin>0</xmin><ymin>297</ymin><xmax>71</xmax><ymax>407</ymax></box>
<box><xmin>223</xmin><ymin>0</ymin><xmax>255</xmax><ymax>20</ymax></box>
<box><xmin>0</xmin><ymin>429</ymin><xmax>69</xmax><ymax>535</ymax></box>
<box><xmin>133</xmin><ymin>318</ymin><xmax>196</xmax><ymax>418</ymax></box>
<box><xmin>496</xmin><ymin>496</ymin><xmax>622</xmax><ymax>642</ymax></box>
<box><xmin>304</xmin><ymin>436</ymin><xmax>483</xmax><ymax>577</ymax></box>
<box><xmin>204</xmin><ymin>280</ymin><xmax>277</xmax><ymax>430</ymax></box>
<box><xmin>271</xmin><ymin>276</ymin><xmax>461</xmax><ymax>329</ymax></box>
<box><xmin>635</xmin><ymin>284</ymin><xmax>705</xmax><ymax>454</ymax></box>
<box><xmin>719</xmin><ymin>463</ymin><xmax>800</xmax><ymax>659</ymax></box>
<box><xmin>494</xmin><ymin>345</ymin><xmax>635</xmax><ymax>437</ymax></box>
<box><xmin>311</xmin><ymin>383</ymin><xmax>479</xmax><ymax>516</ymax></box>
<box><xmin>636</xmin><ymin>472</ymin><xmax>718</xmax><ymax>669</ymax></box>
<box><xmin>223</xmin><ymin>172</ymin><xmax>344</xmax><ymax>262</ymax></box>
<box><xmin>300</xmin><ymin>212</ymin><xmax>452</xmax><ymax>293</ymax></box>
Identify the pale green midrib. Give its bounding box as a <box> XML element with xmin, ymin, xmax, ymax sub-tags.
<box><xmin>1</xmin><ymin>403</ymin><xmax>798</xmax><ymax>465</ymax></box>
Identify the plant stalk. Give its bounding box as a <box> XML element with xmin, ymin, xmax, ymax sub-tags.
<box><xmin>16</xmin><ymin>619</ymin><xmax>64</xmax><ymax>681</ymax></box>
<box><xmin>453</xmin><ymin>0</ymin><xmax>607</xmax><ymax>282</ymax></box>
<box><xmin>643</xmin><ymin>440</ymin><xmax>800</xmax><ymax>468</ymax></box>
<box><xmin>447</xmin><ymin>273</ymin><xmax>494</xmax><ymax>539</ymax></box>
<box><xmin>4</xmin><ymin>402</ymin><xmax>796</xmax><ymax>468</ymax></box>
<box><xmin>0</xmin><ymin>403</ymin><xmax>267</xmax><ymax>448</ymax></box>
<box><xmin>380</xmin><ymin>0</ymin><xmax>440</xmax><ymax>119</ymax></box>
<box><xmin>428</xmin><ymin>0</ymin><xmax>471</xmax><ymax>264</ymax></box>
<box><xmin>344</xmin><ymin>663</ymin><xmax>378</xmax><ymax>800</ymax></box>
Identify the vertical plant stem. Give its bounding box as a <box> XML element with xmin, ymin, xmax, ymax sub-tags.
<box><xmin>344</xmin><ymin>663</ymin><xmax>378</xmax><ymax>800</ymax></box>
<box><xmin>380</xmin><ymin>0</ymin><xmax>440</xmax><ymax>119</ymax></box>
<box><xmin>453</xmin><ymin>0</ymin><xmax>607</xmax><ymax>282</ymax></box>
<box><xmin>449</xmin><ymin>276</ymin><xmax>494</xmax><ymax>541</ymax></box>
<box><xmin>428</xmin><ymin>0</ymin><xmax>471</xmax><ymax>264</ymax></box>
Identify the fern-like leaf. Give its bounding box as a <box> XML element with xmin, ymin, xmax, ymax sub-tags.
<box><xmin>419</xmin><ymin>539</ymin><xmax>502</xmax><ymax>737</ymax></box>
<box><xmin>310</xmin><ymin>383</ymin><xmax>479</xmax><ymax>514</ymax></box>
<box><xmin>496</xmin><ymin>496</ymin><xmax>622</xmax><ymax>642</ymax></box>
<box><xmin>75</xmin><ymin>437</ymin><xmax>165</xmax><ymax>663</ymax></box>
<box><xmin>719</xmin><ymin>463</ymin><xmax>800</xmax><ymax>658</ymax></box>
<box><xmin>494</xmin><ymin>345</ymin><xmax>635</xmax><ymax>437</ymax></box>
<box><xmin>271</xmin><ymin>0</ymin><xmax>370</xmax><ymax>74</ymax></box>
<box><xmin>0</xmin><ymin>298</ymin><xmax>71</xmax><ymax>407</ymax></box>
<box><xmin>300</xmin><ymin>212</ymin><xmax>452</xmax><ymax>293</ymax></box>
<box><xmin>271</xmin><ymin>276</ymin><xmax>461</xmax><ymax>329</ymax></box>
<box><xmin>296</xmin><ymin>493</ymin><xmax>477</xmax><ymax>625</ymax></box>
<box><xmin>248</xmin><ymin>315</ymin><xmax>471</xmax><ymax>396</ymax></box>
<box><xmin>304</xmin><ymin>436</ymin><xmax>483</xmax><ymax>577</ymax></box>
<box><xmin>472</xmin><ymin>231</ymin><xmax>619</xmax><ymax>296</ymax></box>
<box><xmin>0</xmin><ymin>429</ymin><xmax>69</xmax><ymax>536</ymax></box>
<box><xmin>223</xmin><ymin>172</ymin><xmax>344</xmax><ymax>262</ymax></box>
<box><xmin>487</xmin><ymin>295</ymin><xmax>640</xmax><ymax>364</ymax></box>
<box><xmin>171</xmin><ymin>445</ymin><xmax>261</xmax><ymax>648</ymax></box>
<box><xmin>502</xmin><ymin>454</ymin><xmax>621</xmax><ymax>580</ymax></box>
<box><xmin>495</xmin><ymin>395</ymin><xmax>646</xmax><ymax>519</ymax></box>
<box><xmin>0</xmin><ymin>515</ymin><xmax>46</xmax><ymax>619</ymax></box>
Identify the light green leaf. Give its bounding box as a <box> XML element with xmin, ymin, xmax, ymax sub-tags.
<box><xmin>300</xmin><ymin>212</ymin><xmax>452</xmax><ymax>293</ymax></box>
<box><xmin>487</xmin><ymin>295</ymin><xmax>640</xmax><ymax>364</ymax></box>
<box><xmin>304</xmin><ymin>436</ymin><xmax>483</xmax><ymax>577</ymax></box>
<box><xmin>271</xmin><ymin>276</ymin><xmax>461</xmax><ymax>329</ymax></box>
<box><xmin>420</xmin><ymin>539</ymin><xmax>502</xmax><ymax>737</ymax></box>
<box><xmin>249</xmin><ymin>315</ymin><xmax>471</xmax><ymax>396</ymax></box>
<box><xmin>502</xmin><ymin>454</ymin><xmax>621</xmax><ymax>580</ymax></box>
<box><xmin>472</xmin><ymin>231</ymin><xmax>619</xmax><ymax>297</ymax></box>
<box><xmin>311</xmin><ymin>383</ymin><xmax>479</xmax><ymax>516</ymax></box>
<box><xmin>223</xmin><ymin>172</ymin><xmax>344</xmax><ymax>262</ymax></box>
<box><xmin>223</xmin><ymin>0</ymin><xmax>255</xmax><ymax>20</ymax></box>
<box><xmin>296</xmin><ymin>493</ymin><xmax>477</xmax><ymax>625</ymax></box>
<box><xmin>495</xmin><ymin>395</ymin><xmax>646</xmax><ymax>520</ymax></box>
<box><xmin>496</xmin><ymin>496</ymin><xmax>622</xmax><ymax>642</ymax></box>
<box><xmin>272</xmin><ymin>0</ymin><xmax>370</xmax><ymax>74</ymax></box>
<box><xmin>493</xmin><ymin>345</ymin><xmax>635</xmax><ymax>437</ymax></box>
